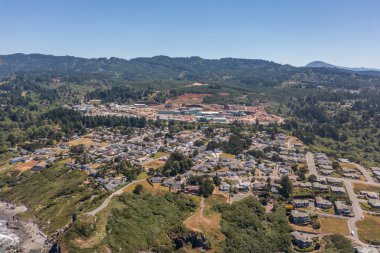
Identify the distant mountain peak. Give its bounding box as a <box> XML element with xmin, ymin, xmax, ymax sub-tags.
<box><xmin>305</xmin><ymin>61</ymin><xmax>336</xmax><ymax>68</ymax></box>
<box><xmin>305</xmin><ymin>61</ymin><xmax>380</xmax><ymax>72</ymax></box>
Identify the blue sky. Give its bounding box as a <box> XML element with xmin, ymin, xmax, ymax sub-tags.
<box><xmin>1</xmin><ymin>0</ymin><xmax>380</xmax><ymax>68</ymax></box>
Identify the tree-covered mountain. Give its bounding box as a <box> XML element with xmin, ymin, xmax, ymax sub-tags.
<box><xmin>1</xmin><ymin>53</ymin><xmax>380</xmax><ymax>89</ymax></box>
<box><xmin>306</xmin><ymin>60</ymin><xmax>380</xmax><ymax>73</ymax></box>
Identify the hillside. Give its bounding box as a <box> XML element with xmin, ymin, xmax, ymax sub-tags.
<box><xmin>1</xmin><ymin>54</ymin><xmax>380</xmax><ymax>89</ymax></box>
<box><xmin>306</xmin><ymin>61</ymin><xmax>380</xmax><ymax>73</ymax></box>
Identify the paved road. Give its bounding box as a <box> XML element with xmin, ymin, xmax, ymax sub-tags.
<box><xmin>344</xmin><ymin>180</ymin><xmax>366</xmax><ymax>245</ymax></box>
<box><xmin>306</xmin><ymin>152</ymin><xmax>318</xmax><ymax>176</ymax></box>
<box><xmin>355</xmin><ymin>163</ymin><xmax>375</xmax><ymax>183</ymax></box>
<box><xmin>86</xmin><ymin>178</ymin><xmax>147</xmax><ymax>216</ymax></box>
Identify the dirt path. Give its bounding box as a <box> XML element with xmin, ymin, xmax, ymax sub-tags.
<box><xmin>183</xmin><ymin>197</ymin><xmax>225</xmax><ymax>251</ymax></box>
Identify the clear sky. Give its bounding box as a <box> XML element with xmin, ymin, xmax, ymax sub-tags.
<box><xmin>1</xmin><ymin>0</ymin><xmax>380</xmax><ymax>68</ymax></box>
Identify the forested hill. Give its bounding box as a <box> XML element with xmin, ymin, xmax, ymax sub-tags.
<box><xmin>1</xmin><ymin>53</ymin><xmax>380</xmax><ymax>88</ymax></box>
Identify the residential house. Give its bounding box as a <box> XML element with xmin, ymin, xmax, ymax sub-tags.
<box><xmin>291</xmin><ymin>199</ymin><xmax>310</xmax><ymax>208</ymax></box>
<box><xmin>361</xmin><ymin>191</ymin><xmax>379</xmax><ymax>199</ymax></box>
<box><xmin>320</xmin><ymin>169</ymin><xmax>333</xmax><ymax>176</ymax></box>
<box><xmin>291</xmin><ymin>210</ymin><xmax>311</xmax><ymax>225</ymax></box>
<box><xmin>330</xmin><ymin>186</ymin><xmax>346</xmax><ymax>194</ymax></box>
<box><xmin>219</xmin><ymin>182</ymin><xmax>230</xmax><ymax>192</ymax></box>
<box><xmin>149</xmin><ymin>177</ymin><xmax>164</xmax><ymax>184</ymax></box>
<box><xmin>253</xmin><ymin>182</ymin><xmax>266</xmax><ymax>191</ymax></box>
<box><xmin>313</xmin><ymin>182</ymin><xmax>329</xmax><ymax>191</ymax></box>
<box><xmin>300</xmin><ymin>182</ymin><xmax>312</xmax><ymax>188</ymax></box>
<box><xmin>291</xmin><ymin>231</ymin><xmax>313</xmax><ymax>249</ymax></box>
<box><xmin>335</xmin><ymin>201</ymin><xmax>352</xmax><ymax>216</ymax></box>
<box><xmin>184</xmin><ymin>185</ymin><xmax>200</xmax><ymax>195</ymax></box>
<box><xmin>355</xmin><ymin>246</ymin><xmax>379</xmax><ymax>253</ymax></box>
<box><xmin>368</xmin><ymin>199</ymin><xmax>380</xmax><ymax>208</ymax></box>
<box><xmin>315</xmin><ymin>197</ymin><xmax>332</xmax><ymax>209</ymax></box>
<box><xmin>32</xmin><ymin>161</ymin><xmax>48</xmax><ymax>171</ymax></box>
<box><xmin>327</xmin><ymin>178</ymin><xmax>343</xmax><ymax>186</ymax></box>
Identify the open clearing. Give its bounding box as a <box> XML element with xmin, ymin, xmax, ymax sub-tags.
<box><xmin>320</xmin><ymin>216</ymin><xmax>349</xmax><ymax>235</ymax></box>
<box><xmin>164</xmin><ymin>93</ymin><xmax>210</xmax><ymax>106</ymax></box>
<box><xmin>152</xmin><ymin>152</ymin><xmax>169</xmax><ymax>159</ymax></box>
<box><xmin>143</xmin><ymin>160</ymin><xmax>165</xmax><ymax>170</ymax></box>
<box><xmin>340</xmin><ymin>162</ymin><xmax>357</xmax><ymax>170</ymax></box>
<box><xmin>357</xmin><ymin>214</ymin><xmax>380</xmax><ymax>244</ymax></box>
<box><xmin>15</xmin><ymin>160</ymin><xmax>38</xmax><ymax>171</ymax></box>
<box><xmin>183</xmin><ymin>196</ymin><xmax>226</xmax><ymax>252</ymax></box>
<box><xmin>66</xmin><ymin>137</ymin><xmax>108</xmax><ymax>147</ymax></box>
<box><xmin>353</xmin><ymin>182</ymin><xmax>380</xmax><ymax>194</ymax></box>
<box><xmin>123</xmin><ymin>180</ymin><xmax>169</xmax><ymax>194</ymax></box>
<box><xmin>219</xmin><ymin>153</ymin><xmax>236</xmax><ymax>159</ymax></box>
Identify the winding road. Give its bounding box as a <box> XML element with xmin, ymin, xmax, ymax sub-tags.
<box><xmin>86</xmin><ymin>178</ymin><xmax>147</xmax><ymax>216</ymax></box>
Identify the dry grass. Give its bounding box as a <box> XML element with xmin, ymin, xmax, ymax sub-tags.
<box><xmin>353</xmin><ymin>183</ymin><xmax>380</xmax><ymax>194</ymax></box>
<box><xmin>319</xmin><ymin>216</ymin><xmax>349</xmax><ymax>235</ymax></box>
<box><xmin>340</xmin><ymin>162</ymin><xmax>357</xmax><ymax>170</ymax></box>
<box><xmin>143</xmin><ymin>160</ymin><xmax>165</xmax><ymax>170</ymax></box>
<box><xmin>219</xmin><ymin>153</ymin><xmax>236</xmax><ymax>159</ymax></box>
<box><xmin>357</xmin><ymin>214</ymin><xmax>380</xmax><ymax>244</ymax></box>
<box><xmin>152</xmin><ymin>152</ymin><xmax>169</xmax><ymax>159</ymax></box>
<box><xmin>123</xmin><ymin>180</ymin><xmax>170</xmax><ymax>194</ymax></box>
<box><xmin>290</xmin><ymin>224</ymin><xmax>320</xmax><ymax>234</ymax></box>
<box><xmin>183</xmin><ymin>196</ymin><xmax>225</xmax><ymax>252</ymax></box>
<box><xmin>204</xmin><ymin>194</ymin><xmax>228</xmax><ymax>209</ymax></box>
<box><xmin>66</xmin><ymin>138</ymin><xmax>108</xmax><ymax>147</ymax></box>
<box><xmin>15</xmin><ymin>160</ymin><xmax>38</xmax><ymax>171</ymax></box>
<box><xmin>165</xmin><ymin>93</ymin><xmax>210</xmax><ymax>106</ymax></box>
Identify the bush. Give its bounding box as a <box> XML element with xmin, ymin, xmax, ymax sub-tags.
<box><xmin>133</xmin><ymin>184</ymin><xmax>143</xmax><ymax>195</ymax></box>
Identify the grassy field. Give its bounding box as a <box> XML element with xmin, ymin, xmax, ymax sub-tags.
<box><xmin>0</xmin><ymin>165</ymin><xmax>107</xmax><ymax>235</ymax></box>
<box><xmin>357</xmin><ymin>215</ymin><xmax>380</xmax><ymax>245</ymax></box>
<box><xmin>319</xmin><ymin>216</ymin><xmax>349</xmax><ymax>235</ymax></box>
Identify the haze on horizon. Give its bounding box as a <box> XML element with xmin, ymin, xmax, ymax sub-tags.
<box><xmin>1</xmin><ymin>0</ymin><xmax>380</xmax><ymax>68</ymax></box>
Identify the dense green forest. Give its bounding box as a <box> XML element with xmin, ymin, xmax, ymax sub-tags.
<box><xmin>1</xmin><ymin>54</ymin><xmax>380</xmax><ymax>89</ymax></box>
<box><xmin>284</xmin><ymin>88</ymin><xmax>380</xmax><ymax>165</ymax></box>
